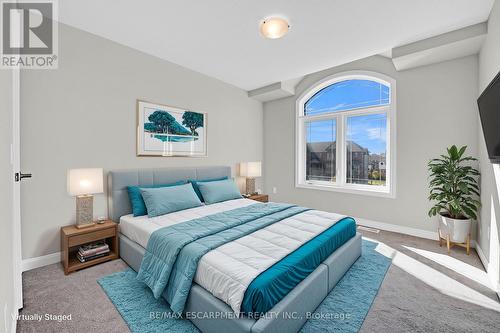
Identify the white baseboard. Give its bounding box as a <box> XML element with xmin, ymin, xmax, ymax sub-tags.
<box><xmin>356</xmin><ymin>217</ymin><xmax>500</xmax><ymax>296</ymax></box>
<box><xmin>475</xmin><ymin>241</ymin><xmax>489</xmax><ymax>270</ymax></box>
<box><xmin>355</xmin><ymin>217</ymin><xmax>439</xmax><ymax>240</ymax></box>
<box><xmin>17</xmin><ymin>219</ymin><xmax>452</xmax><ymax>271</ymax></box>
<box><xmin>356</xmin><ymin>217</ymin><xmax>481</xmax><ymax>249</ymax></box>
<box><xmin>4</xmin><ymin>304</ymin><xmax>17</xmax><ymax>333</ymax></box>
<box><xmin>25</xmin><ymin>218</ymin><xmax>435</xmax><ymax>271</ymax></box>
<box><xmin>474</xmin><ymin>242</ymin><xmax>500</xmax><ymax>294</ymax></box>
<box><xmin>11</xmin><ymin>310</ymin><xmax>17</xmax><ymax>333</ymax></box>
<box><xmin>22</xmin><ymin>252</ymin><xmax>61</xmax><ymax>272</ymax></box>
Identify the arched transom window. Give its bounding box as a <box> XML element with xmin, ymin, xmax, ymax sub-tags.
<box><xmin>296</xmin><ymin>71</ymin><xmax>396</xmax><ymax>197</ymax></box>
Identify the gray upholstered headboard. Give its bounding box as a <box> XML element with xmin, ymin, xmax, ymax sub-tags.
<box><xmin>107</xmin><ymin>166</ymin><xmax>231</xmax><ymax>222</ymax></box>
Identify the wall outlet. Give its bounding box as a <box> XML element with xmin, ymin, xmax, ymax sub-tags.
<box><xmin>272</xmin><ymin>187</ymin><xmax>277</xmax><ymax>194</ymax></box>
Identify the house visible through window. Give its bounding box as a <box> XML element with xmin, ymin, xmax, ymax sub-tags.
<box><xmin>297</xmin><ymin>73</ymin><xmax>395</xmax><ymax>197</ymax></box>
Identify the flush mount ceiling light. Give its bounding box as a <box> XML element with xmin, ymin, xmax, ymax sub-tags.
<box><xmin>260</xmin><ymin>17</ymin><xmax>290</xmax><ymax>39</ymax></box>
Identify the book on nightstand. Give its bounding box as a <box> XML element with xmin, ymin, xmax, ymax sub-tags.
<box><xmin>77</xmin><ymin>241</ymin><xmax>110</xmax><ymax>262</ymax></box>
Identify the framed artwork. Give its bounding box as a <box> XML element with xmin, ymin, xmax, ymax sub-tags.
<box><xmin>137</xmin><ymin>100</ymin><xmax>207</xmax><ymax>157</ymax></box>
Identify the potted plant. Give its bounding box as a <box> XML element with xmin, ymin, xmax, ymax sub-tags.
<box><xmin>428</xmin><ymin>145</ymin><xmax>480</xmax><ymax>246</ymax></box>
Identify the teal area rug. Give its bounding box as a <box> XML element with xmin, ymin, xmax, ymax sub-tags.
<box><xmin>98</xmin><ymin>239</ymin><xmax>390</xmax><ymax>333</ymax></box>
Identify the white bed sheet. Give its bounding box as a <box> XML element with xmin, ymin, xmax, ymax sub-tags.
<box><xmin>119</xmin><ymin>198</ymin><xmax>257</xmax><ymax>248</ymax></box>
<box><xmin>119</xmin><ymin>199</ymin><xmax>347</xmax><ymax>314</ymax></box>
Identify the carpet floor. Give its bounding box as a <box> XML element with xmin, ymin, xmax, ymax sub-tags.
<box><xmin>97</xmin><ymin>240</ymin><xmax>390</xmax><ymax>333</ymax></box>
<box><xmin>17</xmin><ymin>229</ymin><xmax>500</xmax><ymax>332</ymax></box>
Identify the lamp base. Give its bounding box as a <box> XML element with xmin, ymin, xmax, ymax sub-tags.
<box><xmin>245</xmin><ymin>178</ymin><xmax>256</xmax><ymax>195</ymax></box>
<box><xmin>76</xmin><ymin>195</ymin><xmax>94</xmax><ymax>228</ymax></box>
<box><xmin>75</xmin><ymin>221</ymin><xmax>96</xmax><ymax>229</ymax></box>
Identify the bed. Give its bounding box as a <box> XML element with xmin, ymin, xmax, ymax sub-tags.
<box><xmin>108</xmin><ymin>166</ymin><xmax>361</xmax><ymax>333</ymax></box>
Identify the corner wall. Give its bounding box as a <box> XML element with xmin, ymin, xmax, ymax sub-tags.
<box><xmin>477</xmin><ymin>0</ymin><xmax>500</xmax><ymax>292</ymax></box>
<box><xmin>20</xmin><ymin>23</ymin><xmax>263</xmax><ymax>259</ymax></box>
<box><xmin>264</xmin><ymin>55</ymin><xmax>479</xmax><ymax>236</ymax></box>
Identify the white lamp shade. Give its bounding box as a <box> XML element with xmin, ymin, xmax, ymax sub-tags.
<box><xmin>240</xmin><ymin>162</ymin><xmax>262</xmax><ymax>178</ymax></box>
<box><xmin>67</xmin><ymin>168</ymin><xmax>104</xmax><ymax>196</ymax></box>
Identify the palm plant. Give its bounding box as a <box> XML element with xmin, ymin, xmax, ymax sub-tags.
<box><xmin>428</xmin><ymin>145</ymin><xmax>480</xmax><ymax>220</ymax></box>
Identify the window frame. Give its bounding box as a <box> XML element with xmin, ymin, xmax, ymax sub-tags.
<box><xmin>296</xmin><ymin>71</ymin><xmax>397</xmax><ymax>198</ymax></box>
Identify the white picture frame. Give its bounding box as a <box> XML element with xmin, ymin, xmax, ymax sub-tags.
<box><xmin>137</xmin><ymin>100</ymin><xmax>207</xmax><ymax>157</ymax></box>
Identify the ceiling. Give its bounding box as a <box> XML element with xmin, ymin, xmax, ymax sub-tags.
<box><xmin>58</xmin><ymin>0</ymin><xmax>494</xmax><ymax>91</ymax></box>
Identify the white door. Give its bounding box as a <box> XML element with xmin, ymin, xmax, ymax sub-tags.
<box><xmin>11</xmin><ymin>67</ymin><xmax>23</xmax><ymax>310</ymax></box>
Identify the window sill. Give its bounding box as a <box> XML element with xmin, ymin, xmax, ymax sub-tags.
<box><xmin>296</xmin><ymin>182</ymin><xmax>395</xmax><ymax>199</ymax></box>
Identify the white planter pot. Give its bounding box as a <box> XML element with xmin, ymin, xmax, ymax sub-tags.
<box><xmin>438</xmin><ymin>214</ymin><xmax>471</xmax><ymax>243</ymax></box>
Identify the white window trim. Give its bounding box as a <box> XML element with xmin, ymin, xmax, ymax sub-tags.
<box><xmin>295</xmin><ymin>70</ymin><xmax>397</xmax><ymax>198</ymax></box>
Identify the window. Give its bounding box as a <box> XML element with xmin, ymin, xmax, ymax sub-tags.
<box><xmin>296</xmin><ymin>72</ymin><xmax>396</xmax><ymax>197</ymax></box>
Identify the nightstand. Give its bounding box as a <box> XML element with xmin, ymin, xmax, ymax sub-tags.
<box><xmin>248</xmin><ymin>194</ymin><xmax>269</xmax><ymax>203</ymax></box>
<box><xmin>61</xmin><ymin>220</ymin><xmax>119</xmax><ymax>275</ymax></box>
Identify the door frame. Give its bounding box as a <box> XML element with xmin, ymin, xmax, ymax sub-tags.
<box><xmin>12</xmin><ymin>65</ymin><xmax>23</xmax><ymax>310</ymax></box>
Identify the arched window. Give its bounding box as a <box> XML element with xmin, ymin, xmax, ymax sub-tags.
<box><xmin>296</xmin><ymin>71</ymin><xmax>396</xmax><ymax>197</ymax></box>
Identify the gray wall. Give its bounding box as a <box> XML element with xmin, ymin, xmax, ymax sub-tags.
<box><xmin>0</xmin><ymin>70</ymin><xmax>15</xmax><ymax>332</ymax></box>
<box><xmin>264</xmin><ymin>55</ymin><xmax>479</xmax><ymax>234</ymax></box>
<box><xmin>20</xmin><ymin>23</ymin><xmax>263</xmax><ymax>259</ymax></box>
<box><xmin>478</xmin><ymin>0</ymin><xmax>500</xmax><ymax>289</ymax></box>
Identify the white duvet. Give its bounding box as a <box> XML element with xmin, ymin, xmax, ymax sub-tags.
<box><xmin>120</xmin><ymin>199</ymin><xmax>347</xmax><ymax>313</ymax></box>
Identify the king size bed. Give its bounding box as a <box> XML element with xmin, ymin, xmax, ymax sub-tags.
<box><xmin>108</xmin><ymin>166</ymin><xmax>361</xmax><ymax>333</ymax></box>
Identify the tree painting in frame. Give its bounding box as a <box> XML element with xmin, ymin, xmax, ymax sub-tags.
<box><xmin>137</xmin><ymin>100</ymin><xmax>207</xmax><ymax>156</ymax></box>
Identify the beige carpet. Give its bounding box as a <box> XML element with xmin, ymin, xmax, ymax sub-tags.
<box><xmin>17</xmin><ymin>229</ymin><xmax>500</xmax><ymax>332</ymax></box>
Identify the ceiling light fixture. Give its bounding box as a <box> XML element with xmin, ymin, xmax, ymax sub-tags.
<box><xmin>260</xmin><ymin>17</ymin><xmax>290</xmax><ymax>39</ymax></box>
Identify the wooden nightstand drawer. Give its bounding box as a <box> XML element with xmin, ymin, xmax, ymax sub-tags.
<box><xmin>68</xmin><ymin>227</ymin><xmax>115</xmax><ymax>247</ymax></box>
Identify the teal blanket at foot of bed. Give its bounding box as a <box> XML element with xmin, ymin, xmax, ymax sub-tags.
<box><xmin>241</xmin><ymin>217</ymin><xmax>357</xmax><ymax>315</ymax></box>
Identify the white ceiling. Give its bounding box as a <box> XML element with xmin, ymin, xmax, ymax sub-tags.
<box><xmin>58</xmin><ymin>0</ymin><xmax>494</xmax><ymax>91</ymax></box>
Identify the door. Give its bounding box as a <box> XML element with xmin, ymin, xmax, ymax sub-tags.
<box><xmin>12</xmin><ymin>67</ymin><xmax>23</xmax><ymax>310</ymax></box>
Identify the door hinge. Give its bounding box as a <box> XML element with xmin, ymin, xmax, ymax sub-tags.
<box><xmin>15</xmin><ymin>172</ymin><xmax>32</xmax><ymax>182</ymax></box>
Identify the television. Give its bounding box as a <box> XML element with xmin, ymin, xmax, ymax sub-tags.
<box><xmin>478</xmin><ymin>70</ymin><xmax>500</xmax><ymax>163</ymax></box>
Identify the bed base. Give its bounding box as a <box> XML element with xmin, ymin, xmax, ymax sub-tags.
<box><xmin>119</xmin><ymin>232</ymin><xmax>362</xmax><ymax>333</ymax></box>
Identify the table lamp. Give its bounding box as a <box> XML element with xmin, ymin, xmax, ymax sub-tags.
<box><xmin>67</xmin><ymin>168</ymin><xmax>103</xmax><ymax>229</ymax></box>
<box><xmin>240</xmin><ymin>161</ymin><xmax>261</xmax><ymax>195</ymax></box>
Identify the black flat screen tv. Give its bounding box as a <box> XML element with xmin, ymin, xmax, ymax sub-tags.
<box><xmin>478</xmin><ymin>70</ymin><xmax>500</xmax><ymax>163</ymax></box>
